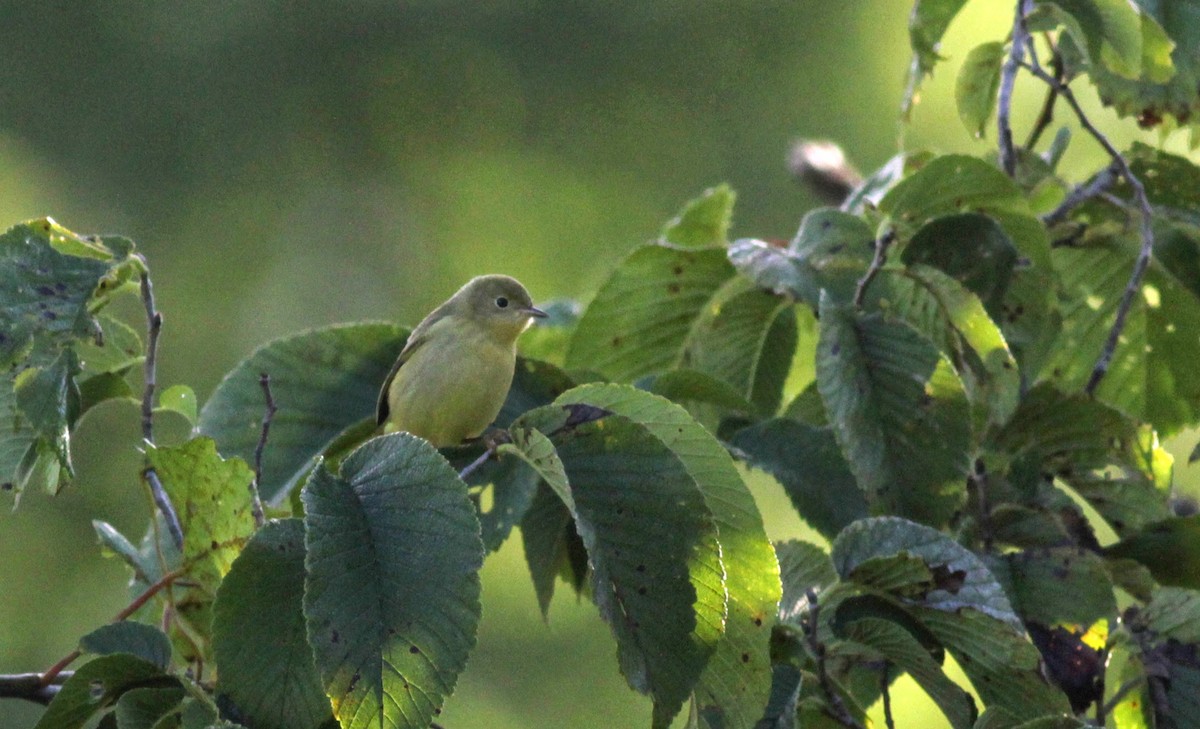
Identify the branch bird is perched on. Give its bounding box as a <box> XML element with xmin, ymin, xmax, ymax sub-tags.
<box><xmin>376</xmin><ymin>275</ymin><xmax>547</xmax><ymax>447</ymax></box>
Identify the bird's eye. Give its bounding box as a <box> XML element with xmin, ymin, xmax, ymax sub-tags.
<box><xmin>495</xmin><ymin>296</ymin><xmax>509</xmax><ymax>309</ymax></box>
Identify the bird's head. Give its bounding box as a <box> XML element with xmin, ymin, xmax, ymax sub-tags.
<box><xmin>454</xmin><ymin>274</ymin><xmax>547</xmax><ymax>340</ymax></box>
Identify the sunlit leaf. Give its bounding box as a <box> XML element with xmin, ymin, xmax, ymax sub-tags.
<box><xmin>660</xmin><ymin>184</ymin><xmax>736</xmax><ymax>247</ymax></box>
<box><xmin>956</xmin><ymin>42</ymin><xmax>1006</xmax><ymax>138</ymax></box>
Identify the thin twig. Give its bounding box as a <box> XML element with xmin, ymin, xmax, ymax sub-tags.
<box><xmin>1024</xmin><ymin>35</ymin><xmax>1063</xmax><ymax>150</ymax></box>
<box><xmin>458</xmin><ymin>450</ymin><xmax>493</xmax><ymax>481</ymax></box>
<box><xmin>853</xmin><ymin>229</ymin><xmax>896</xmax><ymax>307</ymax></box>
<box><xmin>880</xmin><ymin>664</ymin><xmax>895</xmax><ymax>729</ymax></box>
<box><xmin>1041</xmin><ymin>163</ymin><xmax>1120</xmax><ymax>226</ymax></box>
<box><xmin>139</xmin><ymin>270</ymin><xmax>184</xmax><ymax>549</ymax></box>
<box><xmin>1099</xmin><ymin>676</ymin><xmax>1143</xmax><ymax>724</ymax></box>
<box><xmin>1016</xmin><ymin>57</ymin><xmax>1156</xmax><ymax>394</ymax></box>
<box><xmin>997</xmin><ymin>0</ymin><xmax>1034</xmax><ymax>176</ymax></box>
<box><xmin>37</xmin><ymin>567</ymin><xmax>186</xmax><ymax>687</ymax></box>
<box><xmin>0</xmin><ymin>672</ymin><xmax>71</xmax><ymax>705</ymax></box>
<box><xmin>804</xmin><ymin>588</ymin><xmax>862</xmax><ymax>729</ymax></box>
<box><xmin>250</xmin><ymin>373</ymin><xmax>275</xmax><ymax>527</ymax></box>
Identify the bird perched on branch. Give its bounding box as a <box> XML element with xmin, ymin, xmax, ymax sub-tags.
<box><xmin>376</xmin><ymin>274</ymin><xmax>546</xmax><ymax>447</ymax></box>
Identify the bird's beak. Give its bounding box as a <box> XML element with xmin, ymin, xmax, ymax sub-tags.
<box><xmin>523</xmin><ymin>306</ymin><xmax>548</xmax><ymax>319</ymax></box>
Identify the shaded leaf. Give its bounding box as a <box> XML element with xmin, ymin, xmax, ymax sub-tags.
<box><xmin>816</xmin><ymin>298</ymin><xmax>971</xmax><ymax>526</ymax></box>
<box><xmin>302</xmin><ymin>433</ymin><xmax>483</xmax><ymax>729</ymax></box>
<box><xmin>213</xmin><ymin>519</ymin><xmax>331</xmax><ymax>729</ymax></box>
<box><xmin>33</xmin><ymin>654</ymin><xmax>173</xmax><ymax>729</ymax></box>
<box><xmin>775</xmin><ymin>540</ymin><xmax>837</xmax><ymax>625</ymax></box>
<box><xmin>730</xmin><ymin>419</ymin><xmax>866</xmax><ymax>541</ymax></box>
<box><xmin>79</xmin><ymin>622</ymin><xmax>172</xmax><ymax>670</ymax></box>
<box><xmin>114</xmin><ymin>686</ymin><xmax>186</xmax><ymax>729</ymax></box>
<box><xmin>157</xmin><ymin>385</ymin><xmax>198</xmax><ymax>426</ymax></box>
<box><xmin>989</xmin><ymin>548</ymin><xmax>1116</xmax><ymax>628</ymax></box>
<box><xmin>901</xmin><ymin>213</ymin><xmax>1018</xmax><ymax>314</ymax></box>
<box><xmin>198</xmin><ymin>322</ymin><xmax>408</xmax><ymax>503</ymax></box>
<box><xmin>1105</xmin><ymin>515</ymin><xmax>1200</xmax><ymax>588</ymax></box>
<box><xmin>566</xmin><ymin>244</ymin><xmax>735</xmax><ymax>382</ymax></box>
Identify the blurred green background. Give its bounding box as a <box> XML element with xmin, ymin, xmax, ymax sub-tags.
<box><xmin>2</xmin><ymin>2</ymin><xmax>1196</xmax><ymax>727</ymax></box>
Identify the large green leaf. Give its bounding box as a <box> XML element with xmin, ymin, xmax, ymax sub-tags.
<box><xmin>775</xmin><ymin>540</ymin><xmax>838</xmax><ymax>624</ymax></box>
<box><xmin>816</xmin><ymin>298</ymin><xmax>972</xmax><ymax>526</ymax></box>
<box><xmin>146</xmin><ymin>437</ymin><xmax>257</xmax><ymax>595</ymax></box>
<box><xmin>832</xmin><ymin>517</ymin><xmax>1021</xmax><ymax>629</ymax></box>
<box><xmin>508</xmin><ymin>393</ymin><xmax>727</xmax><ymax>728</ymax></box>
<box><xmin>869</xmin><ymin>264</ymin><xmax>1020</xmax><ymax>429</ymax></box>
<box><xmin>1045</xmin><ymin>228</ymin><xmax>1200</xmax><ymax>437</ymax></box>
<box><xmin>33</xmin><ymin>654</ymin><xmax>173</xmax><ymax>729</ymax></box>
<box><xmin>880</xmin><ymin>155</ymin><xmax>1051</xmax><ymax>269</ymax></box>
<box><xmin>730</xmin><ymin>419</ymin><xmax>867</xmax><ymax>541</ymax></box>
<box><xmin>683</xmin><ymin>287</ymin><xmax>796</xmax><ymax>415</ymax></box>
<box><xmin>988</xmin><ymin>548</ymin><xmax>1117</xmax><ymax>628</ymax></box>
<box><xmin>302</xmin><ymin>433</ymin><xmax>483</xmax><ymax>729</ymax></box>
<box><xmin>198</xmin><ymin>322</ymin><xmax>408</xmax><ymax>503</ymax></box>
<box><xmin>555</xmin><ymin>384</ymin><xmax>780</xmax><ymax>728</ymax></box>
<box><xmin>113</xmin><ymin>686</ymin><xmax>186</xmax><ymax>729</ymax></box>
<box><xmin>900</xmin><ymin>213</ymin><xmax>1018</xmax><ymax>315</ymax></box>
<box><xmin>213</xmin><ymin>519</ymin><xmax>330</xmax><ymax>729</ymax></box>
<box><xmin>566</xmin><ymin>244</ymin><xmax>735</xmax><ymax>382</ymax></box>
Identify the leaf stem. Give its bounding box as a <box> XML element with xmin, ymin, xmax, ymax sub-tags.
<box><xmin>853</xmin><ymin>228</ymin><xmax>896</xmax><ymax>308</ymax></box>
<box><xmin>139</xmin><ymin>269</ymin><xmax>184</xmax><ymax>549</ymax></box>
<box><xmin>250</xmin><ymin>373</ymin><xmax>275</xmax><ymax>527</ymax></box>
<box><xmin>880</xmin><ymin>664</ymin><xmax>895</xmax><ymax>729</ymax></box>
<box><xmin>458</xmin><ymin>449</ymin><xmax>493</xmax><ymax>481</ymax></box>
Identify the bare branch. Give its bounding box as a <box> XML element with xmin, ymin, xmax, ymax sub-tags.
<box><xmin>250</xmin><ymin>373</ymin><xmax>275</xmax><ymax>527</ymax></box>
<box><xmin>0</xmin><ymin>672</ymin><xmax>70</xmax><ymax>705</ymax></box>
<box><xmin>37</xmin><ymin>567</ymin><xmax>185</xmax><ymax>688</ymax></box>
<box><xmin>1041</xmin><ymin>163</ymin><xmax>1120</xmax><ymax>226</ymax></box>
<box><xmin>1016</xmin><ymin>58</ymin><xmax>1156</xmax><ymax>394</ymax></box>
<box><xmin>1024</xmin><ymin>35</ymin><xmax>1063</xmax><ymax>150</ymax></box>
<box><xmin>139</xmin><ymin>269</ymin><xmax>184</xmax><ymax>549</ymax></box>
<box><xmin>458</xmin><ymin>449</ymin><xmax>493</xmax><ymax>481</ymax></box>
<box><xmin>853</xmin><ymin>228</ymin><xmax>896</xmax><ymax>308</ymax></box>
<box><xmin>998</xmin><ymin>0</ymin><xmax>1034</xmax><ymax>176</ymax></box>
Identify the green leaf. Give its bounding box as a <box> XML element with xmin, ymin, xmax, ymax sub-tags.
<box><xmin>901</xmin><ymin>213</ymin><xmax>1019</xmax><ymax>314</ymax></box>
<box><xmin>566</xmin><ymin>244</ymin><xmax>735</xmax><ymax>382</ymax></box>
<box><xmin>79</xmin><ymin>622</ymin><xmax>173</xmax><ymax>669</ymax></box>
<box><xmin>880</xmin><ymin>154</ymin><xmax>1051</xmax><ymax>269</ymax></box>
<box><xmin>198</xmin><ymin>322</ymin><xmax>408</xmax><ymax>503</ymax></box>
<box><xmin>684</xmin><ymin>287</ymin><xmax>796</xmax><ymax>414</ymax></box>
<box><xmin>77</xmin><ymin>372</ymin><xmax>136</xmax><ymax>417</ymax></box>
<box><xmin>114</xmin><ymin>686</ymin><xmax>186</xmax><ymax>729</ymax></box>
<box><xmin>1058</xmin><ymin>0</ymin><xmax>1193</xmax><ymax>125</ymax></box>
<box><xmin>956</xmin><ymin>42</ymin><xmax>1007</xmax><ymax>138</ymax></box>
<box><xmin>13</xmin><ymin>348</ymin><xmax>78</xmax><ymax>484</ymax></box>
<box><xmin>146</xmin><ymin>437</ymin><xmax>257</xmax><ymax>594</ymax></box>
<box><xmin>1038</xmin><ymin>0</ymin><xmax>1159</xmax><ymax>79</ymax></box>
<box><xmin>832</xmin><ymin>517</ymin><xmax>1022</xmax><ymax>629</ymax></box>
<box><xmin>990</xmin><ymin>384</ymin><xmax>1172</xmax><ymax>537</ymax></box>
<box><xmin>645</xmin><ymin>368</ymin><xmax>758</xmax><ymax>414</ymax></box>
<box><xmin>775</xmin><ymin>540</ymin><xmax>837</xmax><ymax>624</ymax></box>
<box><xmin>816</xmin><ymin>298</ymin><xmax>972</xmax><ymax>526</ymax></box>
<box><xmin>520</xmin><ymin>481</ymin><xmax>586</xmax><ymax>617</ymax></box>
<box><xmin>840</xmin><ymin>618</ymin><xmax>978</xmax><ymax>729</ymax></box>
<box><xmin>554</xmin><ymin>384</ymin><xmax>780</xmax><ymax>728</ymax></box>
<box><xmin>213</xmin><ymin>518</ymin><xmax>330</xmax><ymax>729</ymax></box>
<box><xmin>157</xmin><ymin>385</ymin><xmax>197</xmax><ymax>426</ymax></box>
<box><xmin>511</xmin><ymin>395</ymin><xmax>726</xmax><ymax>727</ymax></box>
<box><xmin>1046</xmin><ymin>226</ymin><xmax>1200</xmax><ymax>437</ymax></box>
<box><xmin>1106</xmin><ymin>515</ymin><xmax>1200</xmax><ymax>588</ymax></box>
<box><xmin>77</xmin><ymin>314</ymin><xmax>143</xmax><ymax>376</ymax></box>
<box><xmin>660</xmin><ymin>184</ymin><xmax>736</xmax><ymax>247</ymax></box>
<box><xmin>730</xmin><ymin>419</ymin><xmax>866</xmax><ymax>541</ymax></box>
<box><xmin>302</xmin><ymin>433</ymin><xmax>483</xmax><ymax>729</ymax></box>
<box><xmin>989</xmin><ymin>548</ymin><xmax>1117</xmax><ymax>627</ymax></box>
<box><xmin>842</xmin><ymin>151</ymin><xmax>936</xmax><ymax>214</ymax></box>
<box><xmin>727</xmin><ymin>209</ymin><xmax>874</xmax><ymax>308</ymax></box>
<box><xmin>906</xmin><ymin>0</ymin><xmax>972</xmax><ymax>111</ymax></box>
<box><xmin>870</xmin><ymin>264</ymin><xmax>1021</xmax><ymax>429</ymax></box>
<box><xmin>33</xmin><ymin>654</ymin><xmax>172</xmax><ymax>729</ymax></box>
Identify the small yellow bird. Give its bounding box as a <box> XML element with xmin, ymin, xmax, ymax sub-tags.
<box><xmin>376</xmin><ymin>275</ymin><xmax>547</xmax><ymax>447</ymax></box>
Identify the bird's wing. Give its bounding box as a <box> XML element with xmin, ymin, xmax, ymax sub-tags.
<box><xmin>374</xmin><ymin>331</ymin><xmax>422</xmax><ymax>426</ymax></box>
